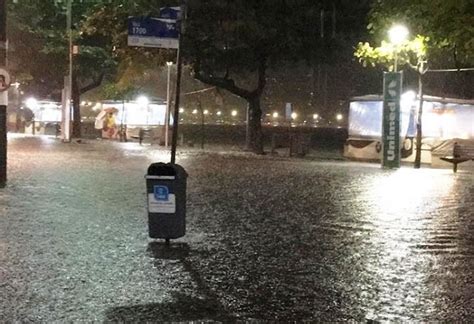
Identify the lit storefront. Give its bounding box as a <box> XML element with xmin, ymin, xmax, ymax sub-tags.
<box><xmin>344</xmin><ymin>93</ymin><xmax>474</xmax><ymax>165</ymax></box>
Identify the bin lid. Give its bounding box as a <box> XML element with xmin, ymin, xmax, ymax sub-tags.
<box><xmin>147</xmin><ymin>162</ymin><xmax>188</xmax><ymax>178</ymax></box>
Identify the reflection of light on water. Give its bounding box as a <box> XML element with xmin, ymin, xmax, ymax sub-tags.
<box><xmin>361</xmin><ymin>168</ymin><xmax>456</xmax><ymax>320</ymax></box>
<box><xmin>366</xmin><ymin>168</ymin><xmax>454</xmax><ymax>220</ymax></box>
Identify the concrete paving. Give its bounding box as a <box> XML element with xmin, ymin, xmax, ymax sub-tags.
<box><xmin>1</xmin><ymin>135</ymin><xmax>473</xmax><ymax>322</ymax></box>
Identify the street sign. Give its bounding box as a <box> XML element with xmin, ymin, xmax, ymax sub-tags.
<box><xmin>0</xmin><ymin>67</ymin><xmax>10</xmax><ymax>92</ymax></box>
<box><xmin>160</xmin><ymin>6</ymin><xmax>182</xmax><ymax>20</ymax></box>
<box><xmin>382</xmin><ymin>72</ymin><xmax>402</xmax><ymax>168</ymax></box>
<box><xmin>128</xmin><ymin>17</ymin><xmax>179</xmax><ymax>49</ymax></box>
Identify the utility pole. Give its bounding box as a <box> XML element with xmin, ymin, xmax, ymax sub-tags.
<box><xmin>170</xmin><ymin>2</ymin><xmax>185</xmax><ymax>164</ymax></box>
<box><xmin>165</xmin><ymin>61</ymin><xmax>172</xmax><ymax>147</ymax></box>
<box><xmin>0</xmin><ymin>0</ymin><xmax>8</xmax><ymax>187</ymax></box>
<box><xmin>62</xmin><ymin>0</ymin><xmax>72</xmax><ymax>142</ymax></box>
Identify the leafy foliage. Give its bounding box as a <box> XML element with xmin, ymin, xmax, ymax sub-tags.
<box><xmin>8</xmin><ymin>0</ymin><xmax>116</xmax><ymax>98</ymax></box>
<box><xmin>355</xmin><ymin>35</ymin><xmax>428</xmax><ymax>72</ymax></box>
<box><xmin>366</xmin><ymin>0</ymin><xmax>473</xmax><ymax>66</ymax></box>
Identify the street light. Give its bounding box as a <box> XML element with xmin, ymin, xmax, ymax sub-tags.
<box><xmin>336</xmin><ymin>113</ymin><xmax>343</xmax><ymax>121</ymax></box>
<box><xmin>231</xmin><ymin>110</ymin><xmax>237</xmax><ymax>117</ymax></box>
<box><xmin>137</xmin><ymin>95</ymin><xmax>149</xmax><ymax>106</ymax></box>
<box><xmin>137</xmin><ymin>96</ymin><xmax>149</xmax><ymax>125</ymax></box>
<box><xmin>388</xmin><ymin>24</ymin><xmax>409</xmax><ymax>72</ymax></box>
<box><xmin>25</xmin><ymin>97</ymin><xmax>38</xmax><ymax>110</ymax></box>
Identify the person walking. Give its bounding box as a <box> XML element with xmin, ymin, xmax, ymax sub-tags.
<box><xmin>103</xmin><ymin>112</ymin><xmax>118</xmax><ymax>139</ymax></box>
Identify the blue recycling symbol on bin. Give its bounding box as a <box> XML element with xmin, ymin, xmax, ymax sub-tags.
<box><xmin>154</xmin><ymin>185</ymin><xmax>169</xmax><ymax>201</ymax></box>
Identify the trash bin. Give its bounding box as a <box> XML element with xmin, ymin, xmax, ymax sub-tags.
<box><xmin>145</xmin><ymin>163</ymin><xmax>187</xmax><ymax>240</ymax></box>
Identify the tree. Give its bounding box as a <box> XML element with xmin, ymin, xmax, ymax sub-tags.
<box><xmin>185</xmin><ymin>0</ymin><xmax>361</xmax><ymax>153</ymax></box>
<box><xmin>8</xmin><ymin>0</ymin><xmax>116</xmax><ymax>137</ymax></box>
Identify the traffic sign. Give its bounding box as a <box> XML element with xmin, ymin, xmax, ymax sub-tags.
<box><xmin>128</xmin><ymin>17</ymin><xmax>179</xmax><ymax>49</ymax></box>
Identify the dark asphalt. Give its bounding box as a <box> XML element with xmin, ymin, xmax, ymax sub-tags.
<box><xmin>1</xmin><ymin>135</ymin><xmax>473</xmax><ymax>322</ymax></box>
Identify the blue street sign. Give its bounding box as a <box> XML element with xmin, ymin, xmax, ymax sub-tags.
<box><xmin>160</xmin><ymin>6</ymin><xmax>182</xmax><ymax>20</ymax></box>
<box><xmin>128</xmin><ymin>17</ymin><xmax>179</xmax><ymax>49</ymax></box>
<box><xmin>154</xmin><ymin>185</ymin><xmax>169</xmax><ymax>201</ymax></box>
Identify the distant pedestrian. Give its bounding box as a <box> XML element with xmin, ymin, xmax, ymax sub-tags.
<box><xmin>103</xmin><ymin>112</ymin><xmax>118</xmax><ymax>139</ymax></box>
<box><xmin>0</xmin><ymin>75</ymin><xmax>7</xmax><ymax>89</ymax></box>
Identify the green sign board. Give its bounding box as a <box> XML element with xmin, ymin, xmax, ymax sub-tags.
<box><xmin>382</xmin><ymin>72</ymin><xmax>402</xmax><ymax>168</ymax></box>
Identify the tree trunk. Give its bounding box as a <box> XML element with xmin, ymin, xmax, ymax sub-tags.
<box><xmin>71</xmin><ymin>75</ymin><xmax>81</xmax><ymax>138</ymax></box>
<box><xmin>414</xmin><ymin>72</ymin><xmax>424</xmax><ymax>168</ymax></box>
<box><xmin>247</xmin><ymin>95</ymin><xmax>264</xmax><ymax>154</ymax></box>
<box><xmin>70</xmin><ymin>73</ymin><xmax>104</xmax><ymax>139</ymax></box>
<box><xmin>193</xmin><ymin>57</ymin><xmax>267</xmax><ymax>154</ymax></box>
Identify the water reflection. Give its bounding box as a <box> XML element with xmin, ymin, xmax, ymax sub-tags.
<box><xmin>358</xmin><ymin>168</ymin><xmax>457</xmax><ymax>320</ymax></box>
<box><xmin>365</xmin><ymin>168</ymin><xmax>455</xmax><ymax>219</ymax></box>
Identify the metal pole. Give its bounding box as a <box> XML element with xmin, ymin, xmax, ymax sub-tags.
<box><xmin>165</xmin><ymin>62</ymin><xmax>172</xmax><ymax>147</ymax></box>
<box><xmin>394</xmin><ymin>50</ymin><xmax>398</xmax><ymax>72</ymax></box>
<box><xmin>62</xmin><ymin>0</ymin><xmax>72</xmax><ymax>142</ymax></box>
<box><xmin>245</xmin><ymin>103</ymin><xmax>250</xmax><ymax>150</ymax></box>
<box><xmin>0</xmin><ymin>0</ymin><xmax>7</xmax><ymax>187</ymax></box>
<box><xmin>170</xmin><ymin>4</ymin><xmax>185</xmax><ymax>164</ymax></box>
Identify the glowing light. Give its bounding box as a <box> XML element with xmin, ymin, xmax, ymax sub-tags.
<box><xmin>313</xmin><ymin>113</ymin><xmax>319</xmax><ymax>120</ymax></box>
<box><xmin>364</xmin><ymin>168</ymin><xmax>455</xmax><ymax>221</ymax></box>
<box><xmin>401</xmin><ymin>90</ymin><xmax>417</xmax><ymax>113</ymax></box>
<box><xmin>231</xmin><ymin>110</ymin><xmax>238</xmax><ymax>117</ymax></box>
<box><xmin>272</xmin><ymin>112</ymin><xmax>279</xmax><ymax>118</ymax></box>
<box><xmin>136</xmin><ymin>96</ymin><xmax>149</xmax><ymax>106</ymax></box>
<box><xmin>336</xmin><ymin>114</ymin><xmax>343</xmax><ymax>121</ymax></box>
<box><xmin>216</xmin><ymin>111</ymin><xmax>222</xmax><ymax>116</ymax></box>
<box><xmin>203</xmin><ymin>109</ymin><xmax>209</xmax><ymax>115</ymax></box>
<box><xmin>388</xmin><ymin>25</ymin><xmax>409</xmax><ymax>45</ymax></box>
<box><xmin>291</xmin><ymin>112</ymin><xmax>297</xmax><ymax>120</ymax></box>
<box><xmin>192</xmin><ymin>109</ymin><xmax>198</xmax><ymax>114</ymax></box>
<box><xmin>402</xmin><ymin>90</ymin><xmax>416</xmax><ymax>102</ymax></box>
<box><xmin>81</xmin><ymin>101</ymin><xmax>87</xmax><ymax>106</ymax></box>
<box><xmin>166</xmin><ymin>61</ymin><xmax>173</xmax><ymax>66</ymax></box>
<box><xmin>179</xmin><ymin>108</ymin><xmax>184</xmax><ymax>113</ymax></box>
<box><xmin>25</xmin><ymin>97</ymin><xmax>38</xmax><ymax>110</ymax></box>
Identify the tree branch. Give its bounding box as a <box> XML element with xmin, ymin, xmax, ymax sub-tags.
<box><xmin>79</xmin><ymin>72</ymin><xmax>104</xmax><ymax>95</ymax></box>
<box><xmin>252</xmin><ymin>56</ymin><xmax>267</xmax><ymax>98</ymax></box>
<box><xmin>193</xmin><ymin>64</ymin><xmax>252</xmax><ymax>100</ymax></box>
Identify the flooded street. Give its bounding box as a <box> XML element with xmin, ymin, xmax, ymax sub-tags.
<box><xmin>1</xmin><ymin>136</ymin><xmax>473</xmax><ymax>322</ymax></box>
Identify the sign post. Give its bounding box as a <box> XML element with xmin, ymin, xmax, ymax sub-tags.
<box><xmin>0</xmin><ymin>0</ymin><xmax>8</xmax><ymax>187</ymax></box>
<box><xmin>128</xmin><ymin>17</ymin><xmax>179</xmax><ymax>49</ymax></box>
<box><xmin>382</xmin><ymin>72</ymin><xmax>402</xmax><ymax>168</ymax></box>
<box><xmin>128</xmin><ymin>6</ymin><xmax>183</xmax><ymax>165</ymax></box>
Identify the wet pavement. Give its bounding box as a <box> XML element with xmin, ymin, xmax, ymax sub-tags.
<box><xmin>1</xmin><ymin>135</ymin><xmax>473</xmax><ymax>322</ymax></box>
